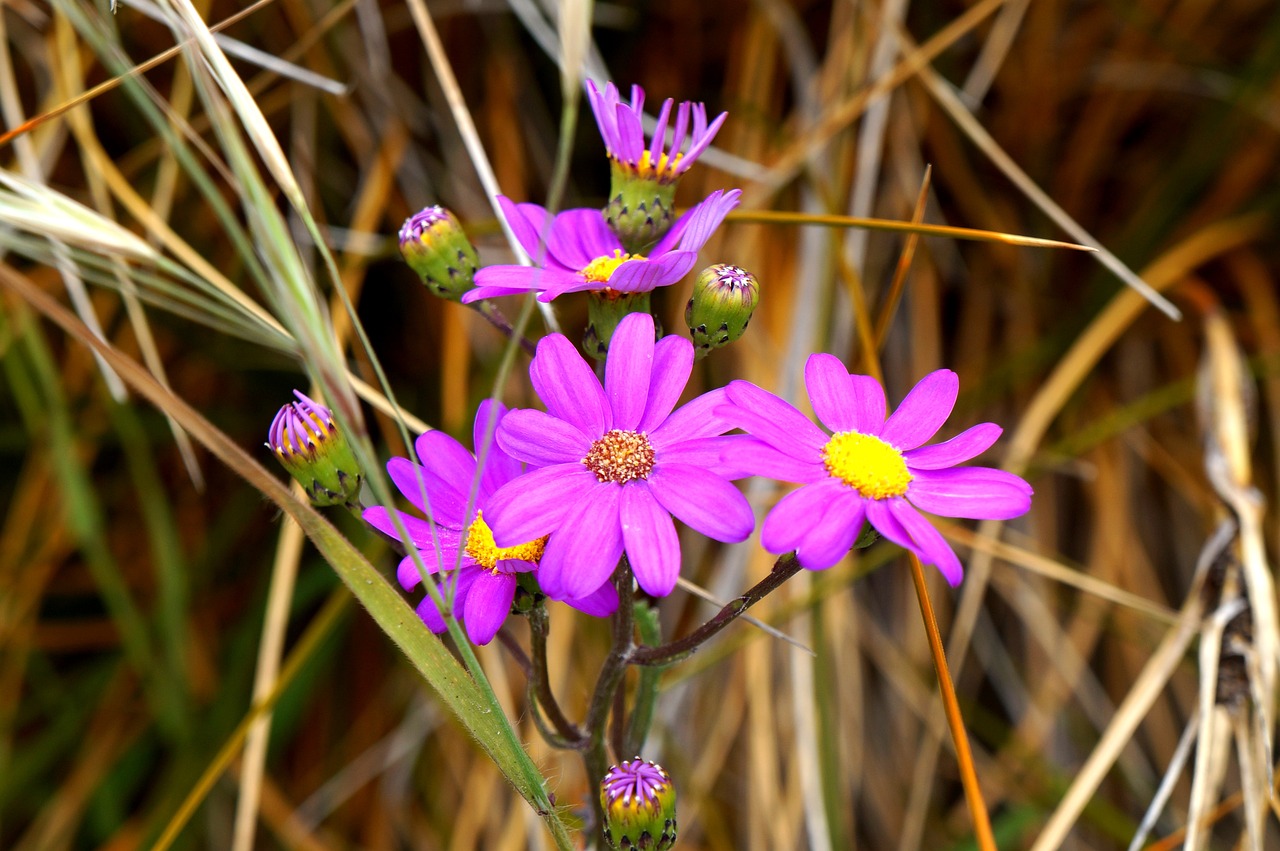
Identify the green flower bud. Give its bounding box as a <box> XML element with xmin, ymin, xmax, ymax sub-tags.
<box><xmin>600</xmin><ymin>758</ymin><xmax>677</xmax><ymax>851</ymax></box>
<box><xmin>685</xmin><ymin>264</ymin><xmax>760</xmax><ymax>355</ymax></box>
<box><xmin>399</xmin><ymin>206</ymin><xmax>480</xmax><ymax>301</ymax></box>
<box><xmin>583</xmin><ymin>290</ymin><xmax>655</xmax><ymax>361</ymax></box>
<box><xmin>604</xmin><ymin>164</ymin><xmax>678</xmax><ymax>254</ymax></box>
<box><xmin>267</xmin><ymin>391</ymin><xmax>362</xmax><ymax>507</ymax></box>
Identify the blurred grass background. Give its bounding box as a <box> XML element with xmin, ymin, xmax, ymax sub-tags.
<box><xmin>3</xmin><ymin>0</ymin><xmax>1280</xmax><ymax>848</ymax></box>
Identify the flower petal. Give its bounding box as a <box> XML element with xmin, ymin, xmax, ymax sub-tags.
<box><xmin>485</xmin><ymin>464</ymin><xmax>596</xmax><ymax>545</ymax></box>
<box><xmin>385</xmin><ymin>458</ymin><xmax>467</xmax><ymax>527</ymax></box>
<box><xmin>620</xmin><ymin>484</ymin><xmax>681</xmax><ymax>597</ymax></box>
<box><xmin>539</xmin><ymin>484</ymin><xmax>624</xmax><ymax>600</ymax></box>
<box><xmin>794</xmin><ymin>494</ymin><xmax>867</xmax><ymax>570</ymax></box>
<box><xmin>530</xmin><ymin>332</ymin><xmax>611</xmax><ymax>436</ymax></box>
<box><xmin>906</xmin><ymin>467</ymin><xmax>1033</xmax><ymax>520</ymax></box>
<box><xmin>413</xmin><ymin>430</ymin><xmax>478</xmax><ymax>494</ymax></box>
<box><xmin>848</xmin><ymin>374</ymin><xmax>887</xmax><ymax>433</ymax></box>
<box><xmin>637</xmin><ymin>334</ymin><xmax>694</xmax><ymax>432</ymax></box>
<box><xmin>880</xmin><ymin>370</ymin><xmax>958</xmax><ymax>450</ymax></box>
<box><xmin>547</xmin><ymin>208</ymin><xmax>621</xmax><ymax>271</ymax></box>
<box><xmin>498</xmin><ymin>409</ymin><xmax>591</xmax><ymax>467</ymax></box>
<box><xmin>395</xmin><ymin>549</ymin><xmax>444</xmax><ymax>591</ymax></box>
<box><xmin>647</xmin><ymin>463</ymin><xmax>754</xmax><ymax>543</ymax></box>
<box><xmin>805</xmin><ymin>353</ymin><xmax>859</xmax><ymax>434</ymax></box>
<box><xmin>904</xmin><ymin>422</ymin><xmax>1002</xmax><ymax>470</ymax></box>
<box><xmin>605</xmin><ymin>312</ymin><xmax>655</xmax><ymax>430</ymax></box>
<box><xmin>652</xmin><ymin>189</ymin><xmax>740</xmax><ymax>256</ymax></box>
<box><xmin>720</xmin><ymin>381</ymin><xmax>828</xmax><ymax>459</ymax></box>
<box><xmin>708</xmin><ymin>437</ymin><xmax>826</xmax><ymax>483</ymax></box>
<box><xmin>462</xmin><ymin>267</ymin><xmax>544</xmax><ymax>302</ymax></box>
<box><xmin>761</xmin><ymin>480</ymin><xmax>851</xmax><ymax>554</ymax></box>
<box><xmin>463</xmin><ymin>570</ymin><xmax>516</xmax><ymax>644</ymax></box>
<box><xmin>651</xmin><ymin>387</ymin><xmax>736</xmax><ymax>446</ymax></box>
<box><xmin>887</xmin><ymin>500</ymin><xmax>965</xmax><ymax>586</ymax></box>
<box><xmin>496</xmin><ymin>196</ymin><xmax>551</xmax><ymax>262</ymax></box>
<box><xmin>607</xmin><ymin>251</ymin><xmax>697</xmax><ymax>293</ymax></box>
<box><xmin>366</xmin><ymin>505</ymin><xmax>460</xmax><ymax>553</ymax></box>
<box><xmin>564</xmin><ymin>579</ymin><xmax>619</xmax><ymax>617</ymax></box>
<box><xmin>474</xmin><ymin>400</ymin><xmax>523</xmax><ymax>497</ymax></box>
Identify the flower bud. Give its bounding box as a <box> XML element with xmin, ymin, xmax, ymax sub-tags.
<box><xmin>600</xmin><ymin>758</ymin><xmax>677</xmax><ymax>851</ymax></box>
<box><xmin>267</xmin><ymin>391</ymin><xmax>363</xmax><ymax>507</ymax></box>
<box><xmin>685</xmin><ymin>264</ymin><xmax>760</xmax><ymax>355</ymax></box>
<box><xmin>398</xmin><ymin>206</ymin><xmax>480</xmax><ymax>301</ymax></box>
<box><xmin>604</xmin><ymin>167</ymin><xmax>678</xmax><ymax>255</ymax></box>
<box><xmin>583</xmin><ymin>291</ymin><xmax>655</xmax><ymax>361</ymax></box>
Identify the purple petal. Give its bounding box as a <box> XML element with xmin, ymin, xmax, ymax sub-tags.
<box><xmin>906</xmin><ymin>467</ymin><xmax>1033</xmax><ymax>520</ymax></box>
<box><xmin>636</xmin><ymin>335</ymin><xmax>694</xmax><ymax>432</ymax></box>
<box><xmin>761</xmin><ymin>480</ymin><xmax>852</xmax><ymax>554</ymax></box>
<box><xmin>668</xmin><ymin>102</ymin><xmax>690</xmax><ymax>162</ymax></box>
<box><xmin>651</xmin><ymin>189</ymin><xmax>739</xmax><ymax>256</ymax></box>
<box><xmin>415</xmin><ymin>592</ymin><xmax>448</xmax><ymax>633</ymax></box>
<box><xmin>564</xmin><ymin>579</ymin><xmax>619</xmax><ymax>617</ymax></box>
<box><xmin>887</xmin><ymin>500</ymin><xmax>965</xmax><ymax>586</ymax></box>
<box><xmin>474</xmin><ymin>401</ymin><xmax>523</xmax><ymax>497</ymax></box>
<box><xmin>904</xmin><ymin>423</ymin><xmax>1002</xmax><ymax>470</ymax></box>
<box><xmin>366</xmin><ymin>505</ymin><xmax>460</xmax><ymax>552</ymax></box>
<box><xmin>651</xmin><ymin>203</ymin><xmax>695</xmax><ymax>256</ymax></box>
<box><xmin>413</xmin><ymin>430</ymin><xmax>478</xmax><ymax>497</ymax></box>
<box><xmin>651</xmin><ymin>387</ymin><xmax>736</xmax><ymax>446</ymax></box>
<box><xmin>605</xmin><ymin>312</ymin><xmax>655</xmax><ymax>430</ymax></box>
<box><xmin>539</xmin><ymin>485</ymin><xmax>623</xmax><ymax>600</ymax></box>
<box><xmin>415</xmin><ymin>568</ymin><xmax>478</xmax><ymax>633</ymax></box>
<box><xmin>846</xmin><ymin>374</ymin><xmax>887</xmax><ymax>433</ymax></box>
<box><xmin>648</xmin><ymin>97</ymin><xmax>673</xmax><ymax>163</ymax></box>
<box><xmin>613</xmin><ymin>101</ymin><xmax>645</xmax><ymax>164</ymax></box>
<box><xmin>485</xmin><ymin>464</ymin><xmax>596</xmax><ymax>545</ymax></box>
<box><xmin>498</xmin><ymin>409</ymin><xmax>591</xmax><ymax>467</ymax></box>
<box><xmin>620</xmin><ymin>484</ymin><xmax>681</xmax><ymax>597</ymax></box>
<box><xmin>794</xmin><ymin>495</ymin><xmax>867</xmax><ymax>570</ymax></box>
<box><xmin>463</xmin><ymin>571</ymin><xmax>516</xmax><ymax>644</ymax></box>
<box><xmin>658</xmin><ymin>435</ymin><xmax>775</xmax><ymax>480</ymax></box>
<box><xmin>464</xmin><ymin>266</ymin><xmax>547</xmax><ymax>303</ymax></box>
<box><xmin>708</xmin><ymin>437</ymin><xmax>826</xmax><ymax>483</ymax></box>
<box><xmin>496</xmin><ymin>196</ymin><xmax>551</xmax><ymax>262</ymax></box>
<box><xmin>681</xmin><ymin>110</ymin><xmax>727</xmax><ymax>168</ymax></box>
<box><xmin>647</xmin><ymin>463</ymin><xmax>754</xmax><ymax>542</ymax></box>
<box><xmin>395</xmin><ymin>549</ymin><xmax>444</xmax><ymax>591</ymax></box>
<box><xmin>720</xmin><ymin>381</ymin><xmax>828</xmax><ymax>459</ymax></box>
<box><xmin>606</xmin><ymin>251</ymin><xmax>697</xmax><ymax>293</ymax></box>
<box><xmin>547</xmin><ymin>208</ymin><xmax>621</xmax><ymax>271</ymax></box>
<box><xmin>880</xmin><ymin>370</ymin><xmax>958</xmax><ymax>450</ymax></box>
<box><xmin>529</xmin><ymin>332</ymin><xmax>611</xmax><ymax>436</ymax></box>
<box><xmin>804</xmin><ymin>353</ymin><xmax>858</xmax><ymax>434</ymax></box>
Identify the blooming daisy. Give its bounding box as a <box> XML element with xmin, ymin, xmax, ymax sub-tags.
<box><xmin>723</xmin><ymin>356</ymin><xmax>1033</xmax><ymax>584</ymax></box>
<box><xmin>483</xmin><ymin>312</ymin><xmax>755</xmax><ymax>600</ymax></box>
<box><xmin>586</xmin><ymin>81</ymin><xmax>726</xmax><ymax>183</ymax></box>
<box><xmin>460</xmin><ymin>189</ymin><xmax>740</xmax><ymax>305</ymax></box>
<box><xmin>363</xmin><ymin>400</ymin><xmax>617</xmax><ymax>645</ymax></box>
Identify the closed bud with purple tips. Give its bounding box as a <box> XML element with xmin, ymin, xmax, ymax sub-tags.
<box><xmin>686</xmin><ymin>263</ymin><xmax>759</xmax><ymax>356</ymax></box>
<box><xmin>600</xmin><ymin>758</ymin><xmax>677</xmax><ymax>850</ymax></box>
<box><xmin>268</xmin><ymin>391</ymin><xmax>363</xmax><ymax>507</ymax></box>
<box><xmin>398</xmin><ymin>205</ymin><xmax>480</xmax><ymax>301</ymax></box>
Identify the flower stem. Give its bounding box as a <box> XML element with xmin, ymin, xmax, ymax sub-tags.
<box><xmin>907</xmin><ymin>553</ymin><xmax>996</xmax><ymax>851</ymax></box>
<box><xmin>527</xmin><ymin>600</ymin><xmax>584</xmax><ymax>747</ymax></box>
<box><xmin>583</xmin><ymin>560</ymin><xmax>636</xmax><ymax>846</ymax></box>
<box><xmin>629</xmin><ymin>552</ymin><xmax>801</xmax><ymax>666</ymax></box>
<box><xmin>624</xmin><ymin>601</ymin><xmax>665</xmax><ymax>756</ymax></box>
<box><xmin>472</xmin><ymin>301</ymin><xmax>538</xmax><ymax>355</ymax></box>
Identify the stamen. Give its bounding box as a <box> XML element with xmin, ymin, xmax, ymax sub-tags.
<box><xmin>464</xmin><ymin>510</ymin><xmax>547</xmax><ymax>571</ymax></box>
<box><xmin>823</xmin><ymin>432</ymin><xmax>912</xmax><ymax>499</ymax></box>
<box><xmin>584</xmin><ymin>429</ymin><xmax>656</xmax><ymax>483</ymax></box>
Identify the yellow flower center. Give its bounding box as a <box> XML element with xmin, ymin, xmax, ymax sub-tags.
<box><xmin>581</xmin><ymin>249</ymin><xmax>644</xmax><ymax>283</ymax></box>
<box><xmin>636</xmin><ymin>150</ymin><xmax>683</xmax><ymax>179</ymax></box>
<box><xmin>583</xmin><ymin>429</ymin><xmax>656</xmax><ymax>483</ymax></box>
<box><xmin>822</xmin><ymin>432</ymin><xmax>912</xmax><ymax>499</ymax></box>
<box><xmin>463</xmin><ymin>510</ymin><xmax>547</xmax><ymax>572</ymax></box>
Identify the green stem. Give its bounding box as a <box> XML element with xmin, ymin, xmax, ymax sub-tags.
<box><xmin>629</xmin><ymin>552</ymin><xmax>801</xmax><ymax>666</ymax></box>
<box><xmin>624</xmin><ymin>601</ymin><xmax>665</xmax><ymax>756</ymax></box>
<box><xmin>528</xmin><ymin>600</ymin><xmax>585</xmax><ymax>746</ymax></box>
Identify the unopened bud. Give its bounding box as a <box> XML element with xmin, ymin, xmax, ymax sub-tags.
<box><xmin>600</xmin><ymin>758</ymin><xmax>677</xmax><ymax>850</ymax></box>
<box><xmin>685</xmin><ymin>264</ymin><xmax>760</xmax><ymax>355</ymax></box>
<box><xmin>604</xmin><ymin>167</ymin><xmax>678</xmax><ymax>254</ymax></box>
<box><xmin>267</xmin><ymin>391</ymin><xmax>362</xmax><ymax>507</ymax></box>
<box><xmin>399</xmin><ymin>206</ymin><xmax>480</xmax><ymax>301</ymax></box>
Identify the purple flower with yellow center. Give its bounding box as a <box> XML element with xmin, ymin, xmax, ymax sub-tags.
<box><xmin>461</xmin><ymin>189</ymin><xmax>740</xmax><ymax>305</ymax></box>
<box><xmin>363</xmin><ymin>401</ymin><xmax>618</xmax><ymax>645</ymax></box>
<box><xmin>600</xmin><ymin>758</ymin><xmax>677</xmax><ymax>851</ymax></box>
<box><xmin>586</xmin><ymin>80</ymin><xmax>729</xmax><ymax>254</ymax></box>
<box><xmin>483</xmin><ymin>311</ymin><xmax>754</xmax><ymax>601</ymax></box>
<box><xmin>724</xmin><ymin>356</ymin><xmax>1033</xmax><ymax>584</ymax></box>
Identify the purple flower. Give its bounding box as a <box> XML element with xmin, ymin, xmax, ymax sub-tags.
<box><xmin>484</xmin><ymin>312</ymin><xmax>754</xmax><ymax>600</ymax></box>
<box><xmin>363</xmin><ymin>401</ymin><xmax>618</xmax><ymax>645</ymax></box>
<box><xmin>586</xmin><ymin>81</ymin><xmax>727</xmax><ymax>182</ymax></box>
<box><xmin>724</xmin><ymin>356</ymin><xmax>1033</xmax><ymax>584</ymax></box>
<box><xmin>460</xmin><ymin>189</ymin><xmax>740</xmax><ymax>304</ymax></box>
<box><xmin>600</xmin><ymin>758</ymin><xmax>678</xmax><ymax>851</ymax></box>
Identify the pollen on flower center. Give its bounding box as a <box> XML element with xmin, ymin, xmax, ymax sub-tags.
<box><xmin>581</xmin><ymin>249</ymin><xmax>643</xmax><ymax>283</ymax></box>
<box><xmin>823</xmin><ymin>431</ymin><xmax>912</xmax><ymax>499</ymax></box>
<box><xmin>584</xmin><ymin>429</ymin><xmax>656</xmax><ymax>483</ymax></box>
<box><xmin>636</xmin><ymin>150</ymin><xmax>682</xmax><ymax>178</ymax></box>
<box><xmin>464</xmin><ymin>510</ymin><xmax>547</xmax><ymax>571</ymax></box>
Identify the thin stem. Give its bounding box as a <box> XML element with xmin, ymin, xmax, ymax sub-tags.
<box><xmin>583</xmin><ymin>560</ymin><xmax>636</xmax><ymax>846</ymax></box>
<box><xmin>907</xmin><ymin>553</ymin><xmax>996</xmax><ymax>851</ymax></box>
<box><xmin>624</xmin><ymin>601</ymin><xmax>665</xmax><ymax>756</ymax></box>
<box><xmin>630</xmin><ymin>552</ymin><xmax>802</xmax><ymax>666</ymax></box>
<box><xmin>527</xmin><ymin>600</ymin><xmax>583</xmax><ymax>747</ymax></box>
